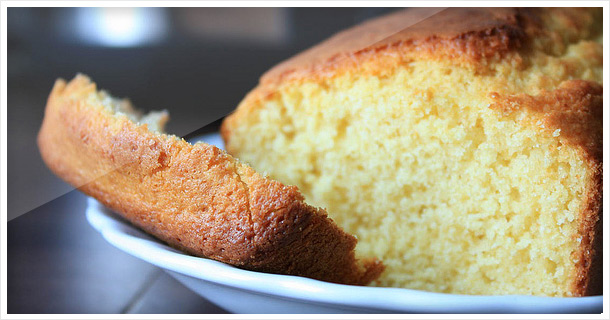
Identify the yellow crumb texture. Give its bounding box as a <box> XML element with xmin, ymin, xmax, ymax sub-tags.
<box><xmin>225</xmin><ymin>8</ymin><xmax>602</xmax><ymax>296</ymax></box>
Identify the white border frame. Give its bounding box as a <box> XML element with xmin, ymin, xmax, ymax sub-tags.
<box><xmin>1</xmin><ymin>1</ymin><xmax>608</xmax><ymax>319</ymax></box>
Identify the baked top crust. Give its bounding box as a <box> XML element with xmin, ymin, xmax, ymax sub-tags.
<box><xmin>260</xmin><ymin>8</ymin><xmax>601</xmax><ymax>86</ymax></box>
<box><xmin>37</xmin><ymin>74</ymin><xmax>384</xmax><ymax>285</ymax></box>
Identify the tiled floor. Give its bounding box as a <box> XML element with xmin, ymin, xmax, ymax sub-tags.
<box><xmin>7</xmin><ymin>190</ymin><xmax>229</xmax><ymax>314</ymax></box>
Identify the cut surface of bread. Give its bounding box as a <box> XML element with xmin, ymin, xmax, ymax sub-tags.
<box><xmin>222</xmin><ymin>8</ymin><xmax>602</xmax><ymax>296</ymax></box>
<box><xmin>37</xmin><ymin>74</ymin><xmax>384</xmax><ymax>285</ymax></box>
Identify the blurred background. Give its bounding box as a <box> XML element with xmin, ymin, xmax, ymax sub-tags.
<box><xmin>8</xmin><ymin>7</ymin><xmax>399</xmax><ymax>222</ymax></box>
<box><xmin>7</xmin><ymin>7</ymin><xmax>400</xmax><ymax>313</ymax></box>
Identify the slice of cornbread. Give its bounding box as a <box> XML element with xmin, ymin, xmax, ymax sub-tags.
<box><xmin>221</xmin><ymin>8</ymin><xmax>603</xmax><ymax>296</ymax></box>
<box><xmin>38</xmin><ymin>74</ymin><xmax>384</xmax><ymax>285</ymax></box>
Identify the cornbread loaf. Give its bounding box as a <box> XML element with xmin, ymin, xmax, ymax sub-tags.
<box><xmin>221</xmin><ymin>7</ymin><xmax>603</xmax><ymax>296</ymax></box>
<box><xmin>37</xmin><ymin>74</ymin><xmax>384</xmax><ymax>285</ymax></box>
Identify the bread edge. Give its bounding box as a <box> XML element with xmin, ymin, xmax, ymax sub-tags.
<box><xmin>37</xmin><ymin>74</ymin><xmax>384</xmax><ymax>286</ymax></box>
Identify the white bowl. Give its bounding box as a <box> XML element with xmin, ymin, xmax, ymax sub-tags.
<box><xmin>84</xmin><ymin>133</ymin><xmax>603</xmax><ymax>314</ymax></box>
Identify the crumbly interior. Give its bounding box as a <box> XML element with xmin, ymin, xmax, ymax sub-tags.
<box><xmin>226</xmin><ymin>31</ymin><xmax>602</xmax><ymax>295</ymax></box>
<box><xmin>97</xmin><ymin>91</ymin><xmax>168</xmax><ymax>133</ymax></box>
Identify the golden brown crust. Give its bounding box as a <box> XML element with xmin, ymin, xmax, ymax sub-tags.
<box><xmin>258</xmin><ymin>8</ymin><xmax>599</xmax><ymax>85</ymax></box>
<box><xmin>37</xmin><ymin>75</ymin><xmax>384</xmax><ymax>285</ymax></box>
<box><xmin>262</xmin><ymin>8</ymin><xmax>524</xmax><ymax>85</ymax></box>
<box><xmin>489</xmin><ymin>80</ymin><xmax>602</xmax><ymax>296</ymax></box>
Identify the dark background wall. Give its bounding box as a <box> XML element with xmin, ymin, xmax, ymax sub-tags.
<box><xmin>7</xmin><ymin>7</ymin><xmax>399</xmax><ymax>221</ymax></box>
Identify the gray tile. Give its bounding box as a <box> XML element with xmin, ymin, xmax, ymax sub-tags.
<box><xmin>127</xmin><ymin>272</ymin><xmax>229</xmax><ymax>314</ymax></box>
<box><xmin>8</xmin><ymin>191</ymin><xmax>158</xmax><ymax>313</ymax></box>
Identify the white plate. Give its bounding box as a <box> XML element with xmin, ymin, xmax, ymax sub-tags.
<box><xmin>85</xmin><ymin>133</ymin><xmax>603</xmax><ymax>314</ymax></box>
